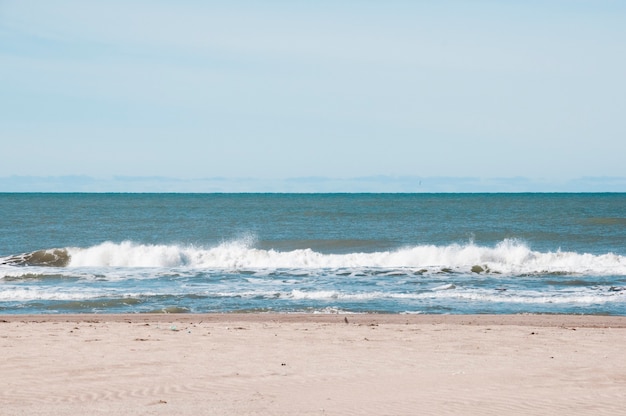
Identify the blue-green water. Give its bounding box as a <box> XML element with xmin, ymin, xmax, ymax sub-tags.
<box><xmin>1</xmin><ymin>193</ymin><xmax>625</xmax><ymax>314</ymax></box>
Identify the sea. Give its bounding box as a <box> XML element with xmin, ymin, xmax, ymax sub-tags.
<box><xmin>1</xmin><ymin>193</ymin><xmax>625</xmax><ymax>315</ymax></box>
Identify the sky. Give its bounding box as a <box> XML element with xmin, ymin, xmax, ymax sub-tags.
<box><xmin>1</xmin><ymin>0</ymin><xmax>625</xmax><ymax>192</ymax></box>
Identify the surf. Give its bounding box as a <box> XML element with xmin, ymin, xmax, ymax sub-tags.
<box><xmin>2</xmin><ymin>239</ymin><xmax>625</xmax><ymax>277</ymax></box>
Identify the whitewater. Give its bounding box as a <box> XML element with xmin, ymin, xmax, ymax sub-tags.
<box><xmin>3</xmin><ymin>239</ymin><xmax>625</xmax><ymax>275</ymax></box>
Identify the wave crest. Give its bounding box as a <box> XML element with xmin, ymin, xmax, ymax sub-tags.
<box><xmin>2</xmin><ymin>239</ymin><xmax>624</xmax><ymax>276</ymax></box>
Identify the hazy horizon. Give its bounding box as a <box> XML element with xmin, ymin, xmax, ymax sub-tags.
<box><xmin>1</xmin><ymin>174</ymin><xmax>625</xmax><ymax>193</ymax></box>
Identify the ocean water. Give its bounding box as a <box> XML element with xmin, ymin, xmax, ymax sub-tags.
<box><xmin>1</xmin><ymin>193</ymin><xmax>625</xmax><ymax>315</ymax></box>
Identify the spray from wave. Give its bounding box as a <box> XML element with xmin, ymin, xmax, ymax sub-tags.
<box><xmin>2</xmin><ymin>239</ymin><xmax>624</xmax><ymax>276</ymax></box>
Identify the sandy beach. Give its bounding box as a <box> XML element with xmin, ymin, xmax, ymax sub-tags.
<box><xmin>1</xmin><ymin>314</ymin><xmax>625</xmax><ymax>415</ymax></box>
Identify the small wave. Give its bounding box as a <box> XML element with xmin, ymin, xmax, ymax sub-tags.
<box><xmin>0</xmin><ymin>288</ymin><xmax>104</xmax><ymax>301</ymax></box>
<box><xmin>217</xmin><ymin>288</ymin><xmax>624</xmax><ymax>305</ymax></box>
<box><xmin>432</xmin><ymin>283</ymin><xmax>457</xmax><ymax>291</ymax></box>
<box><xmin>1</xmin><ymin>239</ymin><xmax>625</xmax><ymax>276</ymax></box>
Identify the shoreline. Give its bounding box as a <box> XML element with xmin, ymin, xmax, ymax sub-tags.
<box><xmin>2</xmin><ymin>313</ymin><xmax>625</xmax><ymax>415</ymax></box>
<box><xmin>3</xmin><ymin>312</ymin><xmax>626</xmax><ymax>327</ymax></box>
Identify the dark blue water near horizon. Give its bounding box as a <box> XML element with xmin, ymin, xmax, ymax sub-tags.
<box><xmin>1</xmin><ymin>193</ymin><xmax>625</xmax><ymax>315</ymax></box>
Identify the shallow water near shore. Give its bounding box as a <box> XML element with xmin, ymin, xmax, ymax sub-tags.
<box><xmin>1</xmin><ymin>193</ymin><xmax>625</xmax><ymax>314</ymax></box>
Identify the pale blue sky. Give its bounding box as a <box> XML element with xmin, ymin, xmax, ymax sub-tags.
<box><xmin>1</xmin><ymin>1</ymin><xmax>625</xmax><ymax>192</ymax></box>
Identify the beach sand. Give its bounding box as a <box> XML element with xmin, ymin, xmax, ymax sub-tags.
<box><xmin>1</xmin><ymin>314</ymin><xmax>625</xmax><ymax>415</ymax></box>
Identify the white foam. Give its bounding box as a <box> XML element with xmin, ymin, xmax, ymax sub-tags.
<box><xmin>68</xmin><ymin>241</ymin><xmax>189</xmax><ymax>267</ymax></box>
<box><xmin>420</xmin><ymin>289</ymin><xmax>625</xmax><ymax>305</ymax></box>
<box><xmin>0</xmin><ymin>287</ymin><xmax>103</xmax><ymax>301</ymax></box>
<box><xmin>284</xmin><ymin>287</ymin><xmax>625</xmax><ymax>304</ymax></box>
<box><xmin>58</xmin><ymin>239</ymin><xmax>626</xmax><ymax>276</ymax></box>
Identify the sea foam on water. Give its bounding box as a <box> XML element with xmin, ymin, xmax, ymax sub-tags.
<box><xmin>53</xmin><ymin>239</ymin><xmax>626</xmax><ymax>276</ymax></box>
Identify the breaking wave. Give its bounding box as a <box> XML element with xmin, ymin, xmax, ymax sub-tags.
<box><xmin>1</xmin><ymin>239</ymin><xmax>625</xmax><ymax>276</ymax></box>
